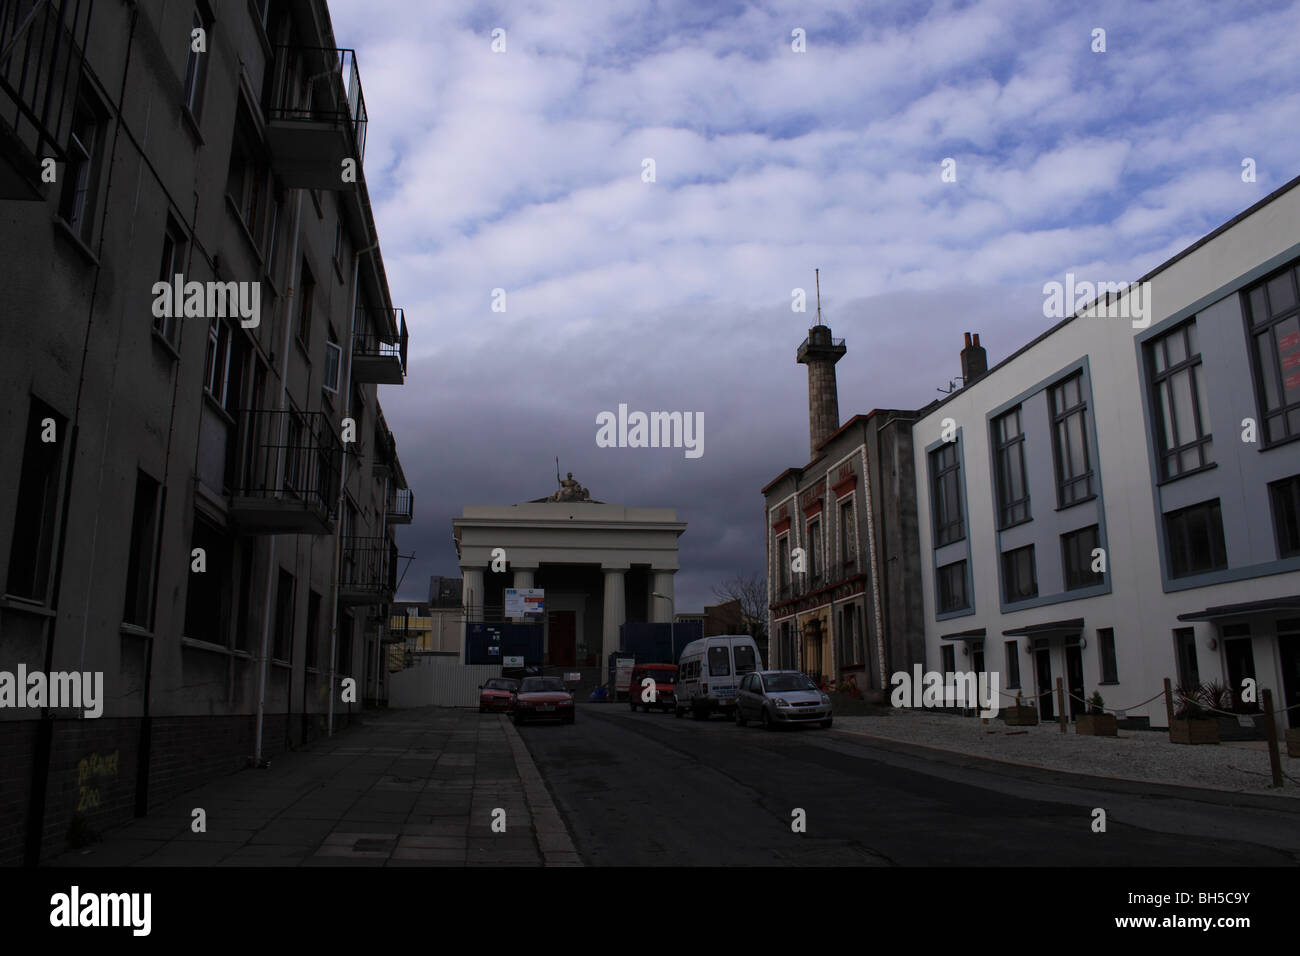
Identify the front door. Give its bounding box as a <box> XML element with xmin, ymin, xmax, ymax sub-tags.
<box><xmin>1279</xmin><ymin>625</ymin><xmax>1300</xmax><ymax>730</ymax></box>
<box><xmin>547</xmin><ymin>610</ymin><xmax>576</xmax><ymax>667</ymax></box>
<box><xmin>1035</xmin><ymin>646</ymin><xmax>1054</xmax><ymax>721</ymax></box>
<box><xmin>1066</xmin><ymin>642</ymin><xmax>1085</xmax><ymax>719</ymax></box>
<box><xmin>1223</xmin><ymin>635</ymin><xmax>1257</xmax><ymax>713</ymax></box>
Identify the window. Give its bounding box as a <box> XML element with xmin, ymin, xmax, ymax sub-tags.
<box><xmin>1062</xmin><ymin>524</ymin><xmax>1103</xmax><ymax>590</ymax></box>
<box><xmin>1243</xmin><ymin>260</ymin><xmax>1300</xmax><ymax>444</ymax></box>
<box><xmin>806</xmin><ymin>518</ymin><xmax>821</xmax><ymax>582</ymax></box>
<box><xmin>273</xmin><ymin>568</ymin><xmax>295</xmax><ymax>661</ymax></box>
<box><xmin>840</xmin><ymin>498</ymin><xmax>855</xmax><ymax>565</ymax></box>
<box><xmin>992</xmin><ymin>406</ymin><xmax>1029</xmax><ymax>527</ymax></box>
<box><xmin>1049</xmin><ymin>373</ymin><xmax>1094</xmax><ymax>506</ymax></box>
<box><xmin>940</xmin><ymin>644</ymin><xmax>956</xmax><ymax>675</ymax></box>
<box><xmin>184</xmin><ymin>513</ymin><xmax>233</xmax><ymax>644</ymax></box>
<box><xmin>305</xmin><ymin>590</ymin><xmax>322</xmax><ymax>669</ymax></box>
<box><xmin>838</xmin><ymin>604</ymin><xmax>861</xmax><ymax>668</ymax></box>
<box><xmin>1269</xmin><ymin>473</ymin><xmax>1300</xmax><ymax>558</ymax></box>
<box><xmin>323</xmin><ymin>337</ymin><xmax>342</xmax><ymax>393</ymax></box>
<box><xmin>936</xmin><ymin>560</ymin><xmax>968</xmax><ymax>614</ymax></box>
<box><xmin>1098</xmin><ymin>628</ymin><xmax>1118</xmax><ymax>684</ymax></box>
<box><xmin>6</xmin><ymin>399</ymin><xmax>67</xmax><ymax>602</ymax></box>
<box><xmin>265</xmin><ymin>185</ymin><xmax>284</xmax><ymax>277</ymax></box>
<box><xmin>1146</xmin><ymin>320</ymin><xmax>1212</xmax><ymax>479</ymax></box>
<box><xmin>204</xmin><ymin>319</ymin><xmax>232</xmax><ymax>405</ymax></box>
<box><xmin>1173</xmin><ymin>627</ymin><xmax>1199</xmax><ymax>690</ymax></box>
<box><xmin>733</xmin><ymin>644</ymin><xmax>756</xmax><ymax>674</ymax></box>
<box><xmin>58</xmin><ymin>82</ymin><xmax>105</xmax><ymax>243</ymax></box>
<box><xmin>297</xmin><ymin>259</ymin><xmax>315</xmax><ymax>345</ymax></box>
<box><xmin>930</xmin><ymin>442</ymin><xmax>964</xmax><ymax>546</ymax></box>
<box><xmin>155</xmin><ymin>220</ymin><xmax>187</xmax><ymax>345</ymax></box>
<box><xmin>226</xmin><ymin>119</ymin><xmax>267</xmax><ymax>241</ymax></box>
<box><xmin>182</xmin><ymin>8</ymin><xmax>211</xmax><ymax>117</ymax></box>
<box><xmin>1004</xmin><ymin>641</ymin><xmax>1021</xmax><ymax>689</ymax></box>
<box><xmin>777</xmin><ymin>535</ymin><xmax>790</xmax><ymax>592</ymax></box>
<box><xmin>122</xmin><ymin>471</ymin><xmax>161</xmax><ymax>628</ymax></box>
<box><xmin>1001</xmin><ymin>545</ymin><xmax>1037</xmax><ymax>603</ymax></box>
<box><xmin>708</xmin><ymin>645</ymin><xmax>730</xmax><ymax>677</ymax></box>
<box><xmin>1164</xmin><ymin>499</ymin><xmax>1227</xmax><ymax>578</ymax></box>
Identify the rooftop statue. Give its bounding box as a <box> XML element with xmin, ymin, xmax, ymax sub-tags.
<box><xmin>548</xmin><ymin>471</ymin><xmax>591</xmax><ymax>502</ymax></box>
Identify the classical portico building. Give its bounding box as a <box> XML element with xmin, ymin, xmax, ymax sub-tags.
<box><xmin>451</xmin><ymin>479</ymin><xmax>686</xmax><ymax>669</ymax></box>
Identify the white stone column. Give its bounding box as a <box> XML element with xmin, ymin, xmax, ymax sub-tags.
<box><xmin>602</xmin><ymin>567</ymin><xmax>627</xmax><ymax>666</ymax></box>
<box><xmin>511</xmin><ymin>567</ymin><xmax>536</xmax><ymax>591</ymax></box>
<box><xmin>649</xmin><ymin>570</ymin><xmax>676</xmax><ymax>623</ymax></box>
<box><xmin>461</xmin><ymin>567</ymin><xmax>484</xmax><ymax>660</ymax></box>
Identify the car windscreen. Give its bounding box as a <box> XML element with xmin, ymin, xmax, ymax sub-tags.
<box><xmin>484</xmin><ymin>680</ymin><xmax>515</xmax><ymax>691</ymax></box>
<box><xmin>763</xmin><ymin>674</ymin><xmax>818</xmax><ymax>693</ymax></box>
<box><xmin>733</xmin><ymin>645</ymin><xmax>756</xmax><ymax>674</ymax></box>
<box><xmin>520</xmin><ymin>678</ymin><xmax>566</xmax><ymax>693</ymax></box>
<box><xmin>708</xmin><ymin>646</ymin><xmax>731</xmax><ymax>676</ymax></box>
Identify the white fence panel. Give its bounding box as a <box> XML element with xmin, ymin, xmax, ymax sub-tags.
<box><xmin>389</xmin><ymin>658</ymin><xmax>502</xmax><ymax>708</ymax></box>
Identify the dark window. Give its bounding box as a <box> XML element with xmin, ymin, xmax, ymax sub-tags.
<box><xmin>226</xmin><ymin>118</ymin><xmax>267</xmax><ymax>240</ymax></box>
<box><xmin>733</xmin><ymin>644</ymin><xmax>756</xmax><ymax>674</ymax></box>
<box><xmin>1268</xmin><ymin>473</ymin><xmax>1300</xmax><ymax>557</ymax></box>
<box><xmin>6</xmin><ymin>399</ymin><xmax>67</xmax><ymax>602</ymax></box>
<box><xmin>59</xmin><ymin>82</ymin><xmax>105</xmax><ymax>243</ymax></box>
<box><xmin>305</xmin><ymin>589</ymin><xmax>322</xmax><ymax>669</ymax></box>
<box><xmin>1173</xmin><ymin>627</ymin><xmax>1199</xmax><ymax>690</ymax></box>
<box><xmin>297</xmin><ymin>259</ymin><xmax>315</xmax><ymax>345</ymax></box>
<box><xmin>1243</xmin><ymin>259</ymin><xmax>1300</xmax><ymax>444</ymax></box>
<box><xmin>184</xmin><ymin>513</ymin><xmax>233</xmax><ymax>644</ymax></box>
<box><xmin>777</xmin><ymin>535</ymin><xmax>790</xmax><ymax>591</ymax></box>
<box><xmin>323</xmin><ymin>336</ymin><xmax>342</xmax><ymax>393</ymax></box>
<box><xmin>840</xmin><ymin>498</ymin><xmax>855</xmax><ymax>565</ymax></box>
<box><xmin>273</xmin><ymin>568</ymin><xmax>295</xmax><ymax>661</ymax></box>
<box><xmin>940</xmin><ymin>644</ymin><xmax>956</xmax><ymax>675</ymax></box>
<box><xmin>936</xmin><ymin>560</ymin><xmax>968</xmax><ymax>613</ymax></box>
<box><xmin>992</xmin><ymin>406</ymin><xmax>1029</xmax><ymax>527</ymax></box>
<box><xmin>1004</xmin><ymin>641</ymin><xmax>1021</xmax><ymax>689</ymax></box>
<box><xmin>707</xmin><ymin>645</ymin><xmax>731</xmax><ymax>677</ymax></box>
<box><xmin>806</xmin><ymin>518</ymin><xmax>821</xmax><ymax>582</ymax></box>
<box><xmin>1001</xmin><ymin>545</ymin><xmax>1037</xmax><ymax>603</ymax></box>
<box><xmin>155</xmin><ymin>220</ymin><xmax>187</xmax><ymax>345</ymax></box>
<box><xmin>182</xmin><ymin>8</ymin><xmax>211</xmax><ymax>117</ymax></box>
<box><xmin>1049</xmin><ymin>373</ymin><xmax>1094</xmax><ymax>506</ymax></box>
<box><xmin>1062</xmin><ymin>524</ymin><xmax>1103</xmax><ymax>590</ymax></box>
<box><xmin>930</xmin><ymin>442</ymin><xmax>964</xmax><ymax>546</ymax></box>
<box><xmin>204</xmin><ymin>319</ymin><xmax>232</xmax><ymax>405</ymax></box>
<box><xmin>122</xmin><ymin>471</ymin><xmax>161</xmax><ymax>627</ymax></box>
<box><xmin>1146</xmin><ymin>320</ymin><xmax>1212</xmax><ymax>479</ymax></box>
<box><xmin>1098</xmin><ymin>628</ymin><xmax>1118</xmax><ymax>684</ymax></box>
<box><xmin>1165</xmin><ymin>499</ymin><xmax>1227</xmax><ymax>578</ymax></box>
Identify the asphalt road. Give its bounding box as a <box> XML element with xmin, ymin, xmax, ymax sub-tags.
<box><xmin>514</xmin><ymin>703</ymin><xmax>1300</xmax><ymax>867</ymax></box>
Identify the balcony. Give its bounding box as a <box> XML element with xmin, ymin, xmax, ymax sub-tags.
<box><xmin>0</xmin><ymin>0</ymin><xmax>94</xmax><ymax>200</ymax></box>
<box><xmin>387</xmin><ymin>487</ymin><xmax>413</xmax><ymax>524</ymax></box>
<box><xmin>351</xmin><ymin>308</ymin><xmax>407</xmax><ymax>384</ymax></box>
<box><xmin>340</xmin><ymin>536</ymin><xmax>397</xmax><ymax>606</ymax></box>
<box><xmin>264</xmin><ymin>45</ymin><xmax>366</xmax><ymax>190</ymax></box>
<box><xmin>228</xmin><ymin>409</ymin><xmax>341</xmax><ymax>535</ymax></box>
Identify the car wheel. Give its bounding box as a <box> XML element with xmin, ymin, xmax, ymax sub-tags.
<box><xmin>760</xmin><ymin>708</ymin><xmax>775</xmax><ymax>731</ymax></box>
<box><xmin>735</xmin><ymin>706</ymin><xmax>747</xmax><ymax>727</ymax></box>
<box><xmin>820</xmin><ymin>718</ymin><xmax>833</xmax><ymax>729</ymax></box>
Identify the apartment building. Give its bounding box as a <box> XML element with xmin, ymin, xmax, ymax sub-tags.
<box><xmin>763</xmin><ymin>323</ymin><xmax>925</xmax><ymax>693</ymax></box>
<box><xmin>0</xmin><ymin>0</ymin><xmax>412</xmax><ymax>864</ymax></box>
<box><xmin>913</xmin><ymin>176</ymin><xmax>1300</xmax><ymax>732</ymax></box>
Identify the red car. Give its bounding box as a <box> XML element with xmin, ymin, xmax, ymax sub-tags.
<box><xmin>479</xmin><ymin>677</ymin><xmax>519</xmax><ymax>713</ymax></box>
<box><xmin>628</xmin><ymin>663</ymin><xmax>678</xmax><ymax>713</ymax></box>
<box><xmin>512</xmin><ymin>676</ymin><xmax>575</xmax><ymax>725</ymax></box>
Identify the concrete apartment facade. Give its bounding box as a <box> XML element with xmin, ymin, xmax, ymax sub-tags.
<box><xmin>0</xmin><ymin>0</ymin><xmax>412</xmax><ymax>863</ymax></box>
<box><xmin>913</xmin><ymin>177</ymin><xmax>1300</xmax><ymax>732</ymax></box>
<box><xmin>763</xmin><ymin>323</ymin><xmax>925</xmax><ymax>693</ymax></box>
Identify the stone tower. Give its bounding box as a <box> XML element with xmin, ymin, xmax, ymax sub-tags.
<box><xmin>796</xmin><ymin>272</ymin><xmax>847</xmax><ymax>456</ymax></box>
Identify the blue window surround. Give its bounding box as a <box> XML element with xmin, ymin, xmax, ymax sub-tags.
<box><xmin>1134</xmin><ymin>240</ymin><xmax>1300</xmax><ymax>592</ymax></box>
<box><xmin>926</xmin><ymin>427</ymin><xmax>975</xmax><ymax>621</ymax></box>
<box><xmin>985</xmin><ymin>355</ymin><xmax>1112</xmax><ymax>613</ymax></box>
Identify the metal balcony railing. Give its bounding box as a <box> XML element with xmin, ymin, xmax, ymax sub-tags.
<box><xmin>228</xmin><ymin>409</ymin><xmax>341</xmax><ymax>532</ymax></box>
<box><xmin>0</xmin><ymin>0</ymin><xmax>94</xmax><ymax>194</ymax></box>
<box><xmin>266</xmin><ymin>45</ymin><xmax>367</xmax><ymax>162</ymax></box>
<box><xmin>340</xmin><ymin>536</ymin><xmax>398</xmax><ymax>602</ymax></box>
<box><xmin>387</xmin><ymin>487</ymin><xmax>413</xmax><ymax>524</ymax></box>
<box><xmin>351</xmin><ymin>307</ymin><xmax>407</xmax><ymax>383</ymax></box>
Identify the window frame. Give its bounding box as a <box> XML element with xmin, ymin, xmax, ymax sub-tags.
<box><xmin>1164</xmin><ymin>499</ymin><xmax>1228</xmax><ymax>578</ymax></box>
<box><xmin>1098</xmin><ymin>627</ymin><xmax>1118</xmax><ymax>684</ymax></box>
<box><xmin>1003</xmin><ymin>640</ymin><xmax>1021</xmax><ymax>689</ymax></box>
<box><xmin>930</xmin><ymin>441</ymin><xmax>964</xmax><ymax>546</ymax></box>
<box><xmin>1048</xmin><ymin>372</ymin><xmax>1095</xmax><ymax>507</ymax></box>
<box><xmin>182</xmin><ymin>7</ymin><xmax>212</xmax><ymax>119</ymax></box>
<box><xmin>1001</xmin><ymin>544</ymin><xmax>1038</xmax><ymax>604</ymax></box>
<box><xmin>1061</xmin><ymin>524</ymin><xmax>1103</xmax><ymax>591</ymax></box>
<box><xmin>992</xmin><ymin>405</ymin><xmax>1030</xmax><ymax>528</ymax></box>
<box><xmin>936</xmin><ymin>559</ymin><xmax>969</xmax><ymax>614</ymax></box>
<box><xmin>1146</xmin><ymin>319</ymin><xmax>1212</xmax><ymax>480</ymax></box>
<box><xmin>6</xmin><ymin>398</ymin><xmax>70</xmax><ymax>604</ymax></box>
<box><xmin>58</xmin><ymin>80</ymin><xmax>107</xmax><ymax>244</ymax></box>
<box><xmin>1269</xmin><ymin>473</ymin><xmax>1300</xmax><ymax>558</ymax></box>
<box><xmin>1243</xmin><ymin>260</ymin><xmax>1300</xmax><ymax>446</ymax></box>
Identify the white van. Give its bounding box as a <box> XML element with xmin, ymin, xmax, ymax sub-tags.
<box><xmin>674</xmin><ymin>635</ymin><xmax>763</xmax><ymax>719</ymax></box>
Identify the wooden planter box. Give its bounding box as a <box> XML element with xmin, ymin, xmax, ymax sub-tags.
<box><xmin>1003</xmin><ymin>705</ymin><xmax>1038</xmax><ymax>726</ymax></box>
<box><xmin>1076</xmin><ymin>713</ymin><xmax>1117</xmax><ymax>736</ymax></box>
<box><xmin>1170</xmin><ymin>718</ymin><xmax>1220</xmax><ymax>745</ymax></box>
<box><xmin>1287</xmin><ymin>728</ymin><xmax>1300</xmax><ymax>758</ymax></box>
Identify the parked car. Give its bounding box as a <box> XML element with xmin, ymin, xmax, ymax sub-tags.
<box><xmin>512</xmin><ymin>676</ymin><xmax>575</xmax><ymax>725</ymax></box>
<box><xmin>478</xmin><ymin>677</ymin><xmax>519</xmax><ymax>713</ymax></box>
<box><xmin>629</xmin><ymin>663</ymin><xmax>678</xmax><ymax>713</ymax></box>
<box><xmin>674</xmin><ymin>635</ymin><xmax>763</xmax><ymax>720</ymax></box>
<box><xmin>735</xmin><ymin>670</ymin><xmax>832</xmax><ymax>730</ymax></box>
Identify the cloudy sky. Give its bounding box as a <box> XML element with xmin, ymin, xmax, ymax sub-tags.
<box><xmin>328</xmin><ymin>0</ymin><xmax>1300</xmax><ymax>610</ymax></box>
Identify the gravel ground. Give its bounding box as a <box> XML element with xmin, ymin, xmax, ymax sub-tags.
<box><xmin>832</xmin><ymin>710</ymin><xmax>1300</xmax><ymax>798</ymax></box>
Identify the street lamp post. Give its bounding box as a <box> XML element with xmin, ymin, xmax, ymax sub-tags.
<box><xmin>651</xmin><ymin>591</ymin><xmax>676</xmax><ymax>663</ymax></box>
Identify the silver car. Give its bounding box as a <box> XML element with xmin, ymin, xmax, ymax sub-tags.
<box><xmin>734</xmin><ymin>670</ymin><xmax>832</xmax><ymax>730</ymax></box>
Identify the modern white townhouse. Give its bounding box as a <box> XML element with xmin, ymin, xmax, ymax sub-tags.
<box><xmin>913</xmin><ymin>175</ymin><xmax>1300</xmax><ymax>733</ymax></box>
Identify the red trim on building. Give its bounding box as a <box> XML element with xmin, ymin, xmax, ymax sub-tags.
<box><xmin>831</xmin><ymin>474</ymin><xmax>857</xmax><ymax>498</ymax></box>
<box><xmin>802</xmin><ymin>498</ymin><xmax>823</xmax><ymax>518</ymax></box>
<box><xmin>772</xmin><ymin>517</ymin><xmax>791</xmax><ymax>535</ymax></box>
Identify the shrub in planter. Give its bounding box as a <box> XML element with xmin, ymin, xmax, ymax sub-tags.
<box><xmin>1170</xmin><ymin>684</ymin><xmax>1220</xmax><ymax>745</ymax></box>
<box><xmin>1076</xmin><ymin>690</ymin><xmax>1117</xmax><ymax>736</ymax></box>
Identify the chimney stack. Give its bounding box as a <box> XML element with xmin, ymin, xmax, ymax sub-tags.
<box><xmin>960</xmin><ymin>331</ymin><xmax>987</xmax><ymax>386</ymax></box>
<box><xmin>796</xmin><ymin>271</ymin><xmax>847</xmax><ymax>456</ymax></box>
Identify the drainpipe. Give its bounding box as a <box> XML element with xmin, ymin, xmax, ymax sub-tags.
<box><xmin>253</xmin><ymin>190</ymin><xmax>304</xmax><ymax>766</ymax></box>
<box><xmin>327</xmin><ymin>240</ymin><xmax>377</xmax><ymax>734</ymax></box>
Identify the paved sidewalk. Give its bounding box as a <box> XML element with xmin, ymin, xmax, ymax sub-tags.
<box><xmin>44</xmin><ymin>708</ymin><xmax>581</xmax><ymax>867</ymax></box>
